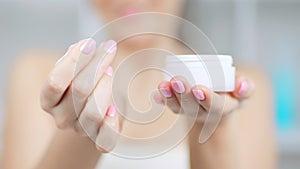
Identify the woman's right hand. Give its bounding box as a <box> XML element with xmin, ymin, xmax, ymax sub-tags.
<box><xmin>40</xmin><ymin>39</ymin><xmax>120</xmax><ymax>152</ymax></box>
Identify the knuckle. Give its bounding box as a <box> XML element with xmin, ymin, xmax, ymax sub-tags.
<box><xmin>166</xmin><ymin>98</ymin><xmax>178</xmax><ymax>106</ymax></box>
<box><xmin>68</xmin><ymin>54</ymin><xmax>79</xmax><ymax>65</ymax></box>
<box><xmin>74</xmin><ymin>122</ymin><xmax>88</xmax><ymax>136</ymax></box>
<box><xmin>40</xmin><ymin>98</ymin><xmax>51</xmax><ymax>113</ymax></box>
<box><xmin>47</xmin><ymin>76</ymin><xmax>65</xmax><ymax>94</ymax></box>
<box><xmin>211</xmin><ymin>104</ymin><xmax>224</xmax><ymax>115</ymax></box>
<box><xmin>55</xmin><ymin>116</ymin><xmax>71</xmax><ymax>129</ymax></box>
<box><xmin>79</xmin><ymin>98</ymin><xmax>105</xmax><ymax>124</ymax></box>
<box><xmin>72</xmin><ymin>83</ymin><xmax>89</xmax><ymax>98</ymax></box>
<box><xmin>84</xmin><ymin>108</ymin><xmax>102</xmax><ymax>122</ymax></box>
<box><xmin>180</xmin><ymin>96</ymin><xmax>190</xmax><ymax>103</ymax></box>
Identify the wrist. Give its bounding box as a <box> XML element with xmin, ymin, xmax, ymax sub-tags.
<box><xmin>194</xmin><ymin>111</ymin><xmax>237</xmax><ymax>141</ymax></box>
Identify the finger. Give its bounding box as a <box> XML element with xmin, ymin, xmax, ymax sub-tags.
<box><xmin>169</xmin><ymin>76</ymin><xmax>202</xmax><ymax>116</ymax></box>
<box><xmin>232</xmin><ymin>75</ymin><xmax>256</xmax><ymax>100</ymax></box>
<box><xmin>72</xmin><ymin>40</ymin><xmax>117</xmax><ymax>116</ymax></box>
<box><xmin>191</xmin><ymin>85</ymin><xmax>239</xmax><ymax>114</ymax></box>
<box><xmin>96</xmin><ymin>105</ymin><xmax>120</xmax><ymax>153</ymax></box>
<box><xmin>153</xmin><ymin>92</ymin><xmax>164</xmax><ymax>104</ymax></box>
<box><xmin>41</xmin><ymin>39</ymin><xmax>96</xmax><ymax>111</ymax></box>
<box><xmin>49</xmin><ymin>87</ymin><xmax>78</xmax><ymax>129</ymax></box>
<box><xmin>158</xmin><ymin>81</ymin><xmax>181</xmax><ymax>113</ymax></box>
<box><xmin>74</xmin><ymin>67</ymin><xmax>114</xmax><ymax>138</ymax></box>
<box><xmin>51</xmin><ymin>66</ymin><xmax>112</xmax><ymax>130</ymax></box>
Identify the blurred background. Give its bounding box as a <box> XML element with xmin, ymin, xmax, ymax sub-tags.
<box><xmin>0</xmin><ymin>0</ymin><xmax>299</xmax><ymax>168</ymax></box>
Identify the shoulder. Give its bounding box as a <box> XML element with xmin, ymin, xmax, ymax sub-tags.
<box><xmin>10</xmin><ymin>49</ymin><xmax>61</xmax><ymax>84</ymax></box>
<box><xmin>236</xmin><ymin>63</ymin><xmax>273</xmax><ymax>95</ymax></box>
<box><xmin>12</xmin><ymin>49</ymin><xmax>60</xmax><ymax>75</ymax></box>
<box><xmin>8</xmin><ymin>49</ymin><xmax>62</xmax><ymax>99</ymax></box>
<box><xmin>236</xmin><ymin>63</ymin><xmax>274</xmax><ymax>115</ymax></box>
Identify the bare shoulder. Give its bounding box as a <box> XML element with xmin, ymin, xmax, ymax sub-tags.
<box><xmin>3</xmin><ymin>50</ymin><xmax>63</xmax><ymax>169</ymax></box>
<box><xmin>235</xmin><ymin>65</ymin><xmax>277</xmax><ymax>168</ymax></box>
<box><xmin>236</xmin><ymin>64</ymin><xmax>273</xmax><ymax>95</ymax></box>
<box><xmin>7</xmin><ymin>49</ymin><xmax>62</xmax><ymax>129</ymax></box>
<box><xmin>11</xmin><ymin>49</ymin><xmax>60</xmax><ymax>78</ymax></box>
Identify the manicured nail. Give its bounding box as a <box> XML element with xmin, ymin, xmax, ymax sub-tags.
<box><xmin>192</xmin><ymin>89</ymin><xmax>206</xmax><ymax>101</ymax></box>
<box><xmin>105</xmin><ymin>66</ymin><xmax>113</xmax><ymax>77</ymax></box>
<box><xmin>159</xmin><ymin>87</ymin><xmax>173</xmax><ymax>98</ymax></box>
<box><xmin>103</xmin><ymin>40</ymin><xmax>117</xmax><ymax>54</ymax></box>
<box><xmin>238</xmin><ymin>81</ymin><xmax>249</xmax><ymax>96</ymax></box>
<box><xmin>153</xmin><ymin>94</ymin><xmax>164</xmax><ymax>104</ymax></box>
<box><xmin>80</xmin><ymin>38</ymin><xmax>96</xmax><ymax>55</ymax></box>
<box><xmin>55</xmin><ymin>44</ymin><xmax>76</xmax><ymax>65</ymax></box>
<box><xmin>171</xmin><ymin>80</ymin><xmax>185</xmax><ymax>94</ymax></box>
<box><xmin>106</xmin><ymin>105</ymin><xmax>116</xmax><ymax>117</ymax></box>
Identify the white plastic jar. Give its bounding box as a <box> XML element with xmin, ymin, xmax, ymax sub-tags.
<box><xmin>165</xmin><ymin>55</ymin><xmax>236</xmax><ymax>92</ymax></box>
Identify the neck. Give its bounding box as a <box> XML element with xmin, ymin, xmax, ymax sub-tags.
<box><xmin>112</xmin><ymin>36</ymin><xmax>184</xmax><ymax>68</ymax></box>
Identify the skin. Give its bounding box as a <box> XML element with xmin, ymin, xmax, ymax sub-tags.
<box><xmin>2</xmin><ymin>0</ymin><xmax>277</xmax><ymax>169</ymax></box>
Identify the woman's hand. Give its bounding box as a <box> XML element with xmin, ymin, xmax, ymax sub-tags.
<box><xmin>155</xmin><ymin>74</ymin><xmax>255</xmax><ymax>126</ymax></box>
<box><xmin>40</xmin><ymin>39</ymin><xmax>120</xmax><ymax>152</ymax></box>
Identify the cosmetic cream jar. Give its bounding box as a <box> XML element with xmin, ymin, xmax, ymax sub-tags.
<box><xmin>165</xmin><ymin>55</ymin><xmax>236</xmax><ymax>92</ymax></box>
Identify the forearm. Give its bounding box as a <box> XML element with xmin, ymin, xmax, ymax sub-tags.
<box><xmin>34</xmin><ymin>130</ymin><xmax>101</xmax><ymax>169</ymax></box>
<box><xmin>189</xmin><ymin>68</ymin><xmax>278</xmax><ymax>169</ymax></box>
<box><xmin>189</xmin><ymin>114</ymin><xmax>239</xmax><ymax>169</ymax></box>
<box><xmin>189</xmin><ymin>110</ymin><xmax>277</xmax><ymax>169</ymax></box>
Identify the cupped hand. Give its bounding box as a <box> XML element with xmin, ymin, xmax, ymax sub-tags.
<box><xmin>40</xmin><ymin>39</ymin><xmax>121</xmax><ymax>152</ymax></box>
<box><xmin>155</xmin><ymin>74</ymin><xmax>255</xmax><ymax>123</ymax></box>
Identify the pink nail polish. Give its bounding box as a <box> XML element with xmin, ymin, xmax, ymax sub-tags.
<box><xmin>171</xmin><ymin>80</ymin><xmax>185</xmax><ymax>94</ymax></box>
<box><xmin>192</xmin><ymin>89</ymin><xmax>206</xmax><ymax>101</ymax></box>
<box><xmin>106</xmin><ymin>105</ymin><xmax>116</xmax><ymax>117</ymax></box>
<box><xmin>238</xmin><ymin>81</ymin><xmax>249</xmax><ymax>95</ymax></box>
<box><xmin>153</xmin><ymin>94</ymin><xmax>164</xmax><ymax>104</ymax></box>
<box><xmin>80</xmin><ymin>38</ymin><xmax>96</xmax><ymax>55</ymax></box>
<box><xmin>105</xmin><ymin>66</ymin><xmax>113</xmax><ymax>77</ymax></box>
<box><xmin>104</xmin><ymin>40</ymin><xmax>117</xmax><ymax>54</ymax></box>
<box><xmin>159</xmin><ymin>87</ymin><xmax>172</xmax><ymax>98</ymax></box>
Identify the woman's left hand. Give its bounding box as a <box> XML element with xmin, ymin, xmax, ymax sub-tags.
<box><xmin>154</xmin><ymin>74</ymin><xmax>255</xmax><ymax>123</ymax></box>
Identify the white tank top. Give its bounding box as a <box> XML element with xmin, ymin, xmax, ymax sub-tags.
<box><xmin>96</xmin><ymin>141</ymin><xmax>190</xmax><ymax>169</ymax></box>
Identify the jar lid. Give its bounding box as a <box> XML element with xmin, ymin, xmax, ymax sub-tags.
<box><xmin>166</xmin><ymin>55</ymin><xmax>233</xmax><ymax>64</ymax></box>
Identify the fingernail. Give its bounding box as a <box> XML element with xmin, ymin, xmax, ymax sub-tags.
<box><xmin>55</xmin><ymin>44</ymin><xmax>76</xmax><ymax>65</ymax></box>
<box><xmin>159</xmin><ymin>87</ymin><xmax>172</xmax><ymax>98</ymax></box>
<box><xmin>153</xmin><ymin>94</ymin><xmax>164</xmax><ymax>104</ymax></box>
<box><xmin>106</xmin><ymin>105</ymin><xmax>116</xmax><ymax>117</ymax></box>
<box><xmin>105</xmin><ymin>66</ymin><xmax>113</xmax><ymax>77</ymax></box>
<box><xmin>238</xmin><ymin>81</ymin><xmax>249</xmax><ymax>96</ymax></box>
<box><xmin>104</xmin><ymin>40</ymin><xmax>117</xmax><ymax>54</ymax></box>
<box><xmin>171</xmin><ymin>80</ymin><xmax>185</xmax><ymax>94</ymax></box>
<box><xmin>80</xmin><ymin>38</ymin><xmax>96</xmax><ymax>55</ymax></box>
<box><xmin>192</xmin><ymin>89</ymin><xmax>206</xmax><ymax>101</ymax></box>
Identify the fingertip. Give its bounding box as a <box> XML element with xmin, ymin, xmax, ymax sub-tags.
<box><xmin>159</xmin><ymin>86</ymin><xmax>173</xmax><ymax>98</ymax></box>
<box><xmin>153</xmin><ymin>92</ymin><xmax>164</xmax><ymax>104</ymax></box>
<box><xmin>105</xmin><ymin>105</ymin><xmax>117</xmax><ymax>117</ymax></box>
<box><xmin>104</xmin><ymin>66</ymin><xmax>114</xmax><ymax>77</ymax></box>
<box><xmin>238</xmin><ymin>81</ymin><xmax>249</xmax><ymax>96</ymax></box>
<box><xmin>103</xmin><ymin>40</ymin><xmax>117</xmax><ymax>54</ymax></box>
<box><xmin>158</xmin><ymin>81</ymin><xmax>170</xmax><ymax>89</ymax></box>
<box><xmin>80</xmin><ymin>38</ymin><xmax>97</xmax><ymax>55</ymax></box>
<box><xmin>192</xmin><ymin>88</ymin><xmax>206</xmax><ymax>101</ymax></box>
<box><xmin>170</xmin><ymin>80</ymin><xmax>186</xmax><ymax>94</ymax></box>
